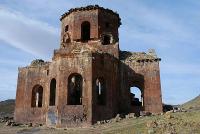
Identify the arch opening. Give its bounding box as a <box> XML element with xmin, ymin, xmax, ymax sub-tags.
<box><xmin>68</xmin><ymin>73</ymin><xmax>83</xmax><ymax>105</ymax></box>
<box><xmin>130</xmin><ymin>87</ymin><xmax>143</xmax><ymax>107</ymax></box>
<box><xmin>96</xmin><ymin>78</ymin><xmax>106</xmax><ymax>105</ymax></box>
<box><xmin>65</xmin><ymin>25</ymin><xmax>69</xmax><ymax>32</ymax></box>
<box><xmin>102</xmin><ymin>34</ymin><xmax>113</xmax><ymax>45</ymax></box>
<box><xmin>49</xmin><ymin>78</ymin><xmax>56</xmax><ymax>106</ymax></box>
<box><xmin>31</xmin><ymin>85</ymin><xmax>43</xmax><ymax>108</ymax></box>
<box><xmin>81</xmin><ymin>21</ymin><xmax>90</xmax><ymax>42</ymax></box>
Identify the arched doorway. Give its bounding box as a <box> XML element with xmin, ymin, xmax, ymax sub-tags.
<box><xmin>130</xmin><ymin>86</ymin><xmax>143</xmax><ymax>116</ymax></box>
<box><xmin>49</xmin><ymin>78</ymin><xmax>56</xmax><ymax>106</ymax></box>
<box><xmin>31</xmin><ymin>85</ymin><xmax>43</xmax><ymax>107</ymax></box>
<box><xmin>81</xmin><ymin>21</ymin><xmax>90</xmax><ymax>42</ymax></box>
<box><xmin>130</xmin><ymin>87</ymin><xmax>143</xmax><ymax>107</ymax></box>
<box><xmin>68</xmin><ymin>73</ymin><xmax>83</xmax><ymax>105</ymax></box>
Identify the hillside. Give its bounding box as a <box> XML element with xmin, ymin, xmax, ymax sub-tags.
<box><xmin>0</xmin><ymin>99</ymin><xmax>15</xmax><ymax>117</ymax></box>
<box><xmin>181</xmin><ymin>95</ymin><xmax>200</xmax><ymax>110</ymax></box>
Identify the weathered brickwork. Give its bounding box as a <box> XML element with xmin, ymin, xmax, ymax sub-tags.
<box><xmin>15</xmin><ymin>5</ymin><xmax>162</xmax><ymax>127</ymax></box>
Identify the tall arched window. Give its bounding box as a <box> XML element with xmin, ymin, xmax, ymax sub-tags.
<box><xmin>96</xmin><ymin>78</ymin><xmax>106</xmax><ymax>105</ymax></box>
<box><xmin>81</xmin><ymin>21</ymin><xmax>90</xmax><ymax>42</ymax></box>
<box><xmin>68</xmin><ymin>73</ymin><xmax>83</xmax><ymax>105</ymax></box>
<box><xmin>31</xmin><ymin>85</ymin><xmax>43</xmax><ymax>108</ymax></box>
<box><xmin>49</xmin><ymin>78</ymin><xmax>56</xmax><ymax>106</ymax></box>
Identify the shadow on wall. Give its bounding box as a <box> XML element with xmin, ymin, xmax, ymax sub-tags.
<box><xmin>101</xmin><ymin>52</ymin><xmax>145</xmax><ymax>117</ymax></box>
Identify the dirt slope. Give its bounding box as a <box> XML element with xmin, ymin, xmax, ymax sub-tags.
<box><xmin>181</xmin><ymin>95</ymin><xmax>200</xmax><ymax>109</ymax></box>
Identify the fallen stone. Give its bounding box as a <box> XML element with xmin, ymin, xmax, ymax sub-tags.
<box><xmin>5</xmin><ymin>121</ymin><xmax>11</xmax><ymax>126</ymax></box>
<box><xmin>28</xmin><ymin>123</ymin><xmax>33</xmax><ymax>127</ymax></box>
<box><xmin>97</xmin><ymin>121</ymin><xmax>101</xmax><ymax>125</ymax></box>
<box><xmin>114</xmin><ymin>114</ymin><xmax>122</xmax><ymax>122</ymax></box>
<box><xmin>140</xmin><ymin>111</ymin><xmax>152</xmax><ymax>117</ymax></box>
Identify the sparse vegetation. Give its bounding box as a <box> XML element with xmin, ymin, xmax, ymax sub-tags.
<box><xmin>0</xmin><ymin>98</ymin><xmax>200</xmax><ymax>134</ymax></box>
<box><xmin>181</xmin><ymin>95</ymin><xmax>200</xmax><ymax>110</ymax></box>
<box><xmin>0</xmin><ymin>99</ymin><xmax>15</xmax><ymax>117</ymax></box>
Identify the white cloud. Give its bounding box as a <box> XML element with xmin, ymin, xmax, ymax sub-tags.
<box><xmin>0</xmin><ymin>7</ymin><xmax>60</xmax><ymax>59</ymax></box>
<box><xmin>119</xmin><ymin>1</ymin><xmax>200</xmax><ymax>50</ymax></box>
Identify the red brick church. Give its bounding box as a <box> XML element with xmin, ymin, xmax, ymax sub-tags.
<box><xmin>15</xmin><ymin>5</ymin><xmax>162</xmax><ymax>127</ymax></box>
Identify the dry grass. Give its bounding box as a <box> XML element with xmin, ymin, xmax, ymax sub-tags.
<box><xmin>0</xmin><ymin>99</ymin><xmax>15</xmax><ymax>116</ymax></box>
<box><xmin>0</xmin><ymin>110</ymin><xmax>200</xmax><ymax>134</ymax></box>
<box><xmin>181</xmin><ymin>95</ymin><xmax>200</xmax><ymax>109</ymax></box>
<box><xmin>1</xmin><ymin>98</ymin><xmax>200</xmax><ymax>134</ymax></box>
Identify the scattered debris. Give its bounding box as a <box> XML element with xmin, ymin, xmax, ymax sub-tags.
<box><xmin>140</xmin><ymin>111</ymin><xmax>152</xmax><ymax>117</ymax></box>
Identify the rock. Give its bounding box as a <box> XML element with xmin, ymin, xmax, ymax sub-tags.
<box><xmin>97</xmin><ymin>121</ymin><xmax>101</xmax><ymax>125</ymax></box>
<box><xmin>12</xmin><ymin>122</ymin><xmax>21</xmax><ymax>126</ymax></box>
<box><xmin>105</xmin><ymin>120</ymin><xmax>110</xmax><ymax>123</ymax></box>
<box><xmin>115</xmin><ymin>114</ymin><xmax>122</xmax><ymax>122</ymax></box>
<box><xmin>146</xmin><ymin>121</ymin><xmax>158</xmax><ymax>128</ymax></box>
<box><xmin>96</xmin><ymin>120</ymin><xmax>110</xmax><ymax>125</ymax></box>
<box><xmin>28</xmin><ymin>123</ymin><xmax>33</xmax><ymax>127</ymax></box>
<box><xmin>100</xmin><ymin>120</ymin><xmax>105</xmax><ymax>124</ymax></box>
<box><xmin>181</xmin><ymin>109</ymin><xmax>187</xmax><ymax>112</ymax></box>
<box><xmin>5</xmin><ymin>120</ymin><xmax>11</xmax><ymax>126</ymax></box>
<box><xmin>125</xmin><ymin>113</ymin><xmax>136</xmax><ymax>119</ymax></box>
<box><xmin>115</xmin><ymin>114</ymin><xmax>120</xmax><ymax>118</ymax></box>
<box><xmin>5</xmin><ymin>120</ymin><xmax>14</xmax><ymax>126</ymax></box>
<box><xmin>10</xmin><ymin>122</ymin><xmax>16</xmax><ymax>126</ymax></box>
<box><xmin>129</xmin><ymin>113</ymin><xmax>136</xmax><ymax>118</ymax></box>
<box><xmin>33</xmin><ymin>123</ymin><xmax>43</xmax><ymax>127</ymax></box>
<box><xmin>140</xmin><ymin>111</ymin><xmax>152</xmax><ymax>117</ymax></box>
<box><xmin>165</xmin><ymin>110</ymin><xmax>173</xmax><ymax>114</ymax></box>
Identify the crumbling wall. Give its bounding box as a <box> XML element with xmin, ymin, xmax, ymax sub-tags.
<box><xmin>15</xmin><ymin>62</ymin><xmax>49</xmax><ymax>124</ymax></box>
<box><xmin>119</xmin><ymin>51</ymin><xmax>162</xmax><ymax>114</ymax></box>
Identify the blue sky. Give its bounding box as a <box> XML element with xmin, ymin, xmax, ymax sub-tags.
<box><xmin>0</xmin><ymin>0</ymin><xmax>200</xmax><ymax>104</ymax></box>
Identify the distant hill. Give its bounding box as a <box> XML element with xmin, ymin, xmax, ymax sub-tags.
<box><xmin>181</xmin><ymin>95</ymin><xmax>200</xmax><ymax>109</ymax></box>
<box><xmin>0</xmin><ymin>99</ymin><xmax>15</xmax><ymax>117</ymax></box>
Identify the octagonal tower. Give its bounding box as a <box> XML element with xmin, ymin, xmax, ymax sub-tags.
<box><xmin>57</xmin><ymin>5</ymin><xmax>121</xmax><ymax>58</ymax></box>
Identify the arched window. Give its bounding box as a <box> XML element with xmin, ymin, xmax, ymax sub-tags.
<box><xmin>49</xmin><ymin>78</ymin><xmax>56</xmax><ymax>106</ymax></box>
<box><xmin>102</xmin><ymin>35</ymin><xmax>111</xmax><ymax>45</ymax></box>
<box><xmin>81</xmin><ymin>21</ymin><xmax>90</xmax><ymax>42</ymax></box>
<box><xmin>102</xmin><ymin>34</ymin><xmax>113</xmax><ymax>45</ymax></box>
<box><xmin>65</xmin><ymin>25</ymin><xmax>69</xmax><ymax>32</ymax></box>
<box><xmin>130</xmin><ymin>87</ymin><xmax>143</xmax><ymax>106</ymax></box>
<box><xmin>96</xmin><ymin>78</ymin><xmax>106</xmax><ymax>105</ymax></box>
<box><xmin>68</xmin><ymin>73</ymin><xmax>83</xmax><ymax>105</ymax></box>
<box><xmin>31</xmin><ymin>85</ymin><xmax>43</xmax><ymax>108</ymax></box>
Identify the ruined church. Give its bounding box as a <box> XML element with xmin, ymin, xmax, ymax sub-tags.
<box><xmin>15</xmin><ymin>5</ymin><xmax>162</xmax><ymax>127</ymax></box>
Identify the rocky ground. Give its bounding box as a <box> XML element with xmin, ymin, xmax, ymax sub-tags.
<box><xmin>0</xmin><ymin>96</ymin><xmax>200</xmax><ymax>134</ymax></box>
